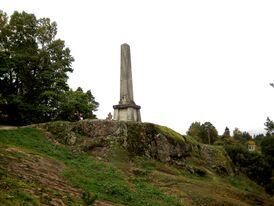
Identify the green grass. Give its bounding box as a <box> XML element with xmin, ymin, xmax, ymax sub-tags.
<box><xmin>63</xmin><ymin>154</ymin><xmax>182</xmax><ymax>205</ymax></box>
<box><xmin>224</xmin><ymin>175</ymin><xmax>263</xmax><ymax>194</ymax></box>
<box><xmin>0</xmin><ymin>128</ymin><xmax>72</xmax><ymax>159</ymax></box>
<box><xmin>184</xmin><ymin>135</ymin><xmax>200</xmax><ymax>145</ymax></box>
<box><xmin>0</xmin><ymin>169</ymin><xmax>39</xmax><ymax>206</ymax></box>
<box><xmin>0</xmin><ymin>127</ymin><xmax>271</xmax><ymax>206</ymax></box>
<box><xmin>0</xmin><ymin>128</ymin><xmax>183</xmax><ymax>206</ymax></box>
<box><xmin>0</xmin><ymin>191</ymin><xmax>39</xmax><ymax>206</ymax></box>
<box><xmin>0</xmin><ymin>167</ymin><xmax>80</xmax><ymax>206</ymax></box>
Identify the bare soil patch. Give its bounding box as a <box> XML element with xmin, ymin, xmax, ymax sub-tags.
<box><xmin>2</xmin><ymin>147</ymin><xmax>80</xmax><ymax>195</ymax></box>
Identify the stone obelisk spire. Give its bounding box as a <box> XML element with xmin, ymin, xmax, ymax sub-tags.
<box><xmin>120</xmin><ymin>44</ymin><xmax>134</xmax><ymax>104</ymax></box>
<box><xmin>113</xmin><ymin>43</ymin><xmax>141</xmax><ymax>122</ymax></box>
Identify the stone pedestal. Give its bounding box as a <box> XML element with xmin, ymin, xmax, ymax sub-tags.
<box><xmin>113</xmin><ymin>104</ymin><xmax>141</xmax><ymax>122</ymax></box>
<box><xmin>113</xmin><ymin>43</ymin><xmax>141</xmax><ymax>122</ymax></box>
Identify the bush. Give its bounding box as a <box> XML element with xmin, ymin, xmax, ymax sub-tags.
<box><xmin>82</xmin><ymin>192</ymin><xmax>97</xmax><ymax>206</ymax></box>
<box><xmin>261</xmin><ymin>136</ymin><xmax>274</xmax><ymax>167</ymax></box>
<box><xmin>103</xmin><ymin>183</ymin><xmax>133</xmax><ymax>202</ymax></box>
<box><xmin>224</xmin><ymin>144</ymin><xmax>273</xmax><ymax>195</ymax></box>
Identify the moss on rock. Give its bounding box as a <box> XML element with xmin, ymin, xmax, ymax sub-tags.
<box><xmin>155</xmin><ymin>125</ymin><xmax>185</xmax><ymax>143</ymax></box>
<box><xmin>34</xmin><ymin>120</ymin><xmax>235</xmax><ymax>176</ymax></box>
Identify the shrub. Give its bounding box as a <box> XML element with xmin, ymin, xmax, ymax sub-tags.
<box><xmin>224</xmin><ymin>144</ymin><xmax>273</xmax><ymax>195</ymax></box>
<box><xmin>82</xmin><ymin>192</ymin><xmax>97</xmax><ymax>206</ymax></box>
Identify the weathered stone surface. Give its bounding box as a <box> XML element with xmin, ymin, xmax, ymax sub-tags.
<box><xmin>200</xmin><ymin>145</ymin><xmax>234</xmax><ymax>175</ymax></box>
<box><xmin>66</xmin><ymin>132</ymin><xmax>77</xmax><ymax>145</ymax></box>
<box><xmin>35</xmin><ymin>120</ymin><xmax>235</xmax><ymax>176</ymax></box>
<box><xmin>113</xmin><ymin>43</ymin><xmax>141</xmax><ymax>122</ymax></box>
<box><xmin>120</xmin><ymin>43</ymin><xmax>134</xmax><ymax>104</ymax></box>
<box><xmin>113</xmin><ymin>106</ymin><xmax>141</xmax><ymax>122</ymax></box>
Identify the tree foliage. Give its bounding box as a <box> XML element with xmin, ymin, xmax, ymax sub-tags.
<box><xmin>200</xmin><ymin>122</ymin><xmax>218</xmax><ymax>144</ymax></box>
<box><xmin>253</xmin><ymin>134</ymin><xmax>264</xmax><ymax>148</ymax></box>
<box><xmin>264</xmin><ymin>117</ymin><xmax>274</xmax><ymax>135</ymax></box>
<box><xmin>261</xmin><ymin>136</ymin><xmax>274</xmax><ymax>167</ymax></box>
<box><xmin>222</xmin><ymin>127</ymin><xmax>231</xmax><ymax>138</ymax></box>
<box><xmin>187</xmin><ymin>122</ymin><xmax>202</xmax><ymax>139</ymax></box>
<box><xmin>225</xmin><ymin>144</ymin><xmax>273</xmax><ymax>195</ymax></box>
<box><xmin>232</xmin><ymin>128</ymin><xmax>251</xmax><ymax>143</ymax></box>
<box><xmin>58</xmin><ymin>87</ymin><xmax>99</xmax><ymax>121</ymax></box>
<box><xmin>187</xmin><ymin>121</ymin><xmax>218</xmax><ymax>144</ymax></box>
<box><xmin>0</xmin><ymin>11</ymin><xmax>98</xmax><ymax>124</ymax></box>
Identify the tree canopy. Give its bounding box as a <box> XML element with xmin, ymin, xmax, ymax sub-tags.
<box><xmin>58</xmin><ymin>87</ymin><xmax>99</xmax><ymax>121</ymax></box>
<box><xmin>187</xmin><ymin>121</ymin><xmax>218</xmax><ymax>144</ymax></box>
<box><xmin>0</xmin><ymin>11</ymin><xmax>98</xmax><ymax>125</ymax></box>
<box><xmin>264</xmin><ymin>117</ymin><xmax>274</xmax><ymax>135</ymax></box>
<box><xmin>222</xmin><ymin>127</ymin><xmax>231</xmax><ymax>138</ymax></box>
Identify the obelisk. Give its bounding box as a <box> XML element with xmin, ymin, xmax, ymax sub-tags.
<box><xmin>113</xmin><ymin>43</ymin><xmax>141</xmax><ymax>122</ymax></box>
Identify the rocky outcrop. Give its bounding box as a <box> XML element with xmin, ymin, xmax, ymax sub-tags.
<box><xmin>35</xmin><ymin>120</ymin><xmax>234</xmax><ymax>176</ymax></box>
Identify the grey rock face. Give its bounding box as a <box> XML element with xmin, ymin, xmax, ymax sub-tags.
<box><xmin>37</xmin><ymin>120</ymin><xmax>235</xmax><ymax>176</ymax></box>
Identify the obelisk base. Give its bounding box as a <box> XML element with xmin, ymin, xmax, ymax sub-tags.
<box><xmin>113</xmin><ymin>104</ymin><xmax>141</xmax><ymax>122</ymax></box>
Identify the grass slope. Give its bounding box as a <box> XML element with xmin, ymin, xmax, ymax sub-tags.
<box><xmin>0</xmin><ymin>127</ymin><xmax>273</xmax><ymax>205</ymax></box>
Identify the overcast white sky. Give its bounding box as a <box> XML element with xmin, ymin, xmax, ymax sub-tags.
<box><xmin>2</xmin><ymin>0</ymin><xmax>274</xmax><ymax>135</ymax></box>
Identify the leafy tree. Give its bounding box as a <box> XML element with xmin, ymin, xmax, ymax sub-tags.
<box><xmin>264</xmin><ymin>117</ymin><xmax>274</xmax><ymax>135</ymax></box>
<box><xmin>232</xmin><ymin>128</ymin><xmax>242</xmax><ymax>140</ymax></box>
<box><xmin>0</xmin><ymin>11</ymin><xmax>94</xmax><ymax>125</ymax></box>
<box><xmin>200</xmin><ymin>122</ymin><xmax>218</xmax><ymax>144</ymax></box>
<box><xmin>58</xmin><ymin>88</ymin><xmax>99</xmax><ymax>121</ymax></box>
<box><xmin>187</xmin><ymin>122</ymin><xmax>202</xmax><ymax>141</ymax></box>
<box><xmin>254</xmin><ymin>133</ymin><xmax>265</xmax><ymax>145</ymax></box>
<box><xmin>222</xmin><ymin>127</ymin><xmax>231</xmax><ymax>138</ymax></box>
<box><xmin>215</xmin><ymin>127</ymin><xmax>234</xmax><ymax>145</ymax></box>
<box><xmin>232</xmin><ymin>128</ymin><xmax>252</xmax><ymax>143</ymax></box>
<box><xmin>86</xmin><ymin>89</ymin><xmax>99</xmax><ymax>118</ymax></box>
<box><xmin>187</xmin><ymin>121</ymin><xmax>218</xmax><ymax>144</ymax></box>
<box><xmin>225</xmin><ymin>144</ymin><xmax>273</xmax><ymax>195</ymax></box>
<box><xmin>241</xmin><ymin>131</ymin><xmax>252</xmax><ymax>142</ymax></box>
<box><xmin>261</xmin><ymin>136</ymin><xmax>274</xmax><ymax>168</ymax></box>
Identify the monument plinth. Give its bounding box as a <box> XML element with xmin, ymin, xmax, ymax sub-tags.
<box><xmin>113</xmin><ymin>43</ymin><xmax>141</xmax><ymax>122</ymax></box>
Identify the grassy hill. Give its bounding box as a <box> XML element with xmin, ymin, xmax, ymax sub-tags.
<box><xmin>0</xmin><ymin>120</ymin><xmax>273</xmax><ymax>205</ymax></box>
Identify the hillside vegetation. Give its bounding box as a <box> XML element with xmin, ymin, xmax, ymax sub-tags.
<box><xmin>0</xmin><ymin>120</ymin><xmax>273</xmax><ymax>206</ymax></box>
